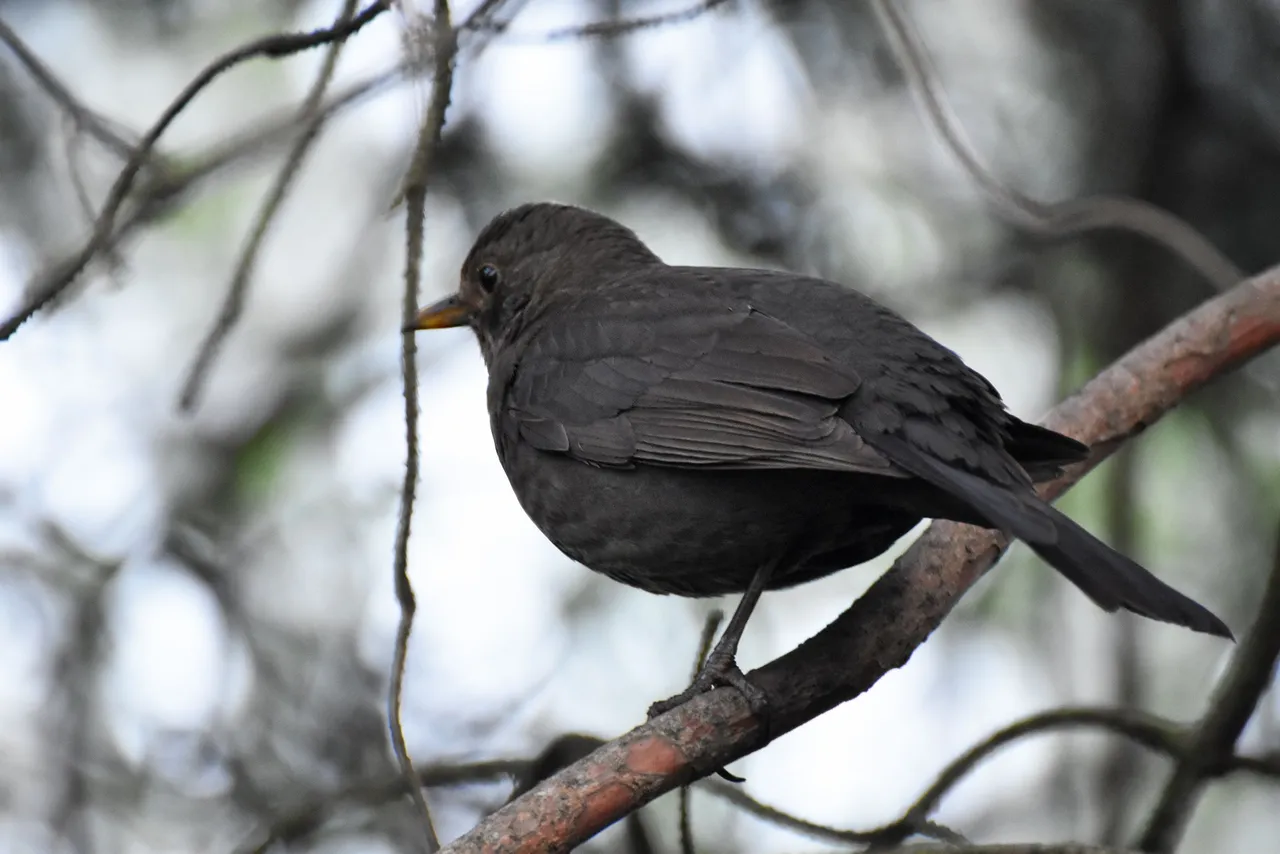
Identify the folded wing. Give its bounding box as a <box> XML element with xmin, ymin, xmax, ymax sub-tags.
<box><xmin>504</xmin><ymin>289</ymin><xmax>899</xmax><ymax>475</ymax></box>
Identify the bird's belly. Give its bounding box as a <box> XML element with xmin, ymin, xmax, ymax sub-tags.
<box><xmin>498</xmin><ymin>443</ymin><xmax>920</xmax><ymax>597</ymax></box>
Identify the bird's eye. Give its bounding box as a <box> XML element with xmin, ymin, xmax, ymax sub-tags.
<box><xmin>477</xmin><ymin>264</ymin><xmax>500</xmax><ymax>293</ymax></box>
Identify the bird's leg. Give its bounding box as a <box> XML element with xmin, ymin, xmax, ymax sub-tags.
<box><xmin>648</xmin><ymin>563</ymin><xmax>774</xmax><ymax>722</ymax></box>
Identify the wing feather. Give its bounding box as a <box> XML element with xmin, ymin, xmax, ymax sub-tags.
<box><xmin>502</xmin><ymin>290</ymin><xmax>897</xmax><ymax>475</ymax></box>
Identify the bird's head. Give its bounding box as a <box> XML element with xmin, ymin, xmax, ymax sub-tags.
<box><xmin>406</xmin><ymin>202</ymin><xmax>661</xmax><ymax>363</ymax></box>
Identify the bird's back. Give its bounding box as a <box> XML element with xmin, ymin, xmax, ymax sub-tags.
<box><xmin>659</xmin><ymin>266</ymin><xmax>1088</xmax><ymax>481</ymax></box>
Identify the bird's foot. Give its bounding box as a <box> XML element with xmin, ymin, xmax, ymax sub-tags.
<box><xmin>646</xmin><ymin>648</ymin><xmax>771</xmax><ymax>724</ymax></box>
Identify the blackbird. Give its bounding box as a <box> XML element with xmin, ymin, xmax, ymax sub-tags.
<box><xmin>410</xmin><ymin>202</ymin><xmax>1231</xmax><ymax>715</ymax></box>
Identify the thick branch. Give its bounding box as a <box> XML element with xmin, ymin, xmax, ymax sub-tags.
<box><xmin>439</xmin><ymin>265</ymin><xmax>1280</xmax><ymax>853</ymax></box>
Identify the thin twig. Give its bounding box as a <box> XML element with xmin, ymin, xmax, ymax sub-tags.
<box><xmin>856</xmin><ymin>701</ymin><xmax>1279</xmax><ymax>851</ymax></box>
<box><xmin>527</xmin><ymin>0</ymin><xmax>732</xmax><ymax>43</ymax></box>
<box><xmin>133</xmin><ymin>67</ymin><xmax>403</xmax><ymax>219</ymax></box>
<box><xmin>891</xmin><ymin>707</ymin><xmax>1178</xmax><ymax>848</ymax></box>
<box><xmin>0</xmin><ymin>64</ymin><xmax>403</xmax><ymax>315</ymax></box>
<box><xmin>698</xmin><ymin>779</ymin><xmax>964</xmax><ymax>847</ymax></box>
<box><xmin>390</xmin><ymin>1</ymin><xmax>457</xmax><ymax>850</ymax></box>
<box><xmin>0</xmin><ymin>0</ymin><xmax>393</xmax><ymax>341</ymax></box>
<box><xmin>177</xmin><ymin>0</ymin><xmax>362</xmax><ymax>412</ymax></box>
<box><xmin>457</xmin><ymin>0</ymin><xmax>517</xmax><ymax>30</ymax></box>
<box><xmin>0</xmin><ymin>15</ymin><xmax>138</xmax><ymax>158</ymax></box>
<box><xmin>868</xmin><ymin>0</ymin><xmax>1244</xmax><ymax>292</ymax></box>
<box><xmin>458</xmin><ymin>0</ymin><xmax>730</xmax><ymax>41</ymax></box>
<box><xmin>1096</xmin><ymin>448</ymin><xmax>1143</xmax><ymax>844</ymax></box>
<box><xmin>1137</xmin><ymin>518</ymin><xmax>1280</xmax><ymax>852</ymax></box>
<box><xmin>239</xmin><ymin>759</ymin><xmax>529</xmax><ymax>854</ymax></box>
<box><xmin>61</xmin><ymin>116</ymin><xmax>129</xmax><ymax>280</ymax></box>
<box><xmin>874</xmin><ymin>846</ymin><xmax>1134</xmax><ymax>854</ymax></box>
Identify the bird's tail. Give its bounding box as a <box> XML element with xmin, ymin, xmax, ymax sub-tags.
<box><xmin>1025</xmin><ymin>503</ymin><xmax>1232</xmax><ymax>638</ymax></box>
<box><xmin>864</xmin><ymin>431</ymin><xmax>1232</xmax><ymax>639</ymax></box>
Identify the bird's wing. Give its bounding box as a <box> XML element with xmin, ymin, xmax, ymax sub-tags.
<box><xmin>502</xmin><ymin>288</ymin><xmax>900</xmax><ymax>475</ymax></box>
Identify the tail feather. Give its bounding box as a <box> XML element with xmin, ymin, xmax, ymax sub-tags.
<box><xmin>1029</xmin><ymin>504</ymin><xmax>1232</xmax><ymax>639</ymax></box>
<box><xmin>865</xmin><ymin>432</ymin><xmax>1233</xmax><ymax>639</ymax></box>
<box><xmin>1005</xmin><ymin>419</ymin><xmax>1090</xmax><ymax>482</ymax></box>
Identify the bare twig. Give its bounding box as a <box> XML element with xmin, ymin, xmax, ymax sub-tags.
<box><xmin>0</xmin><ymin>0</ymin><xmax>393</xmax><ymax>341</ymax></box>
<box><xmin>1137</xmin><ymin>518</ymin><xmax>1280</xmax><ymax>852</ymax></box>
<box><xmin>61</xmin><ymin>116</ymin><xmax>130</xmax><ymax>280</ymax></box>
<box><xmin>48</xmin><ymin>561</ymin><xmax>125</xmax><ymax>854</ymax></box>
<box><xmin>389</xmin><ymin>1</ymin><xmax>457</xmax><ymax>850</ymax></box>
<box><xmin>461</xmin><ymin>0</ymin><xmax>732</xmax><ymax>42</ymax></box>
<box><xmin>457</xmin><ymin>0</ymin><xmax>518</xmax><ymax>30</ymax></box>
<box><xmin>2</xmin><ymin>12</ymin><xmax>141</xmax><ymax>276</ymax></box>
<box><xmin>875</xmin><ymin>846</ymin><xmax>1133</xmax><ymax>854</ymax></box>
<box><xmin>436</xmin><ymin>264</ymin><xmax>1280</xmax><ymax>853</ymax></box>
<box><xmin>239</xmin><ymin>759</ymin><xmax>529</xmax><ymax>854</ymax></box>
<box><xmin>873</xmin><ymin>705</ymin><xmax>1280</xmax><ymax>851</ymax></box>
<box><xmin>868</xmin><ymin>0</ymin><xmax>1244</xmax><ymax>293</ymax></box>
<box><xmin>178</xmin><ymin>0</ymin><xmax>362</xmax><ymax>411</ymax></box>
<box><xmin>699</xmin><ymin>779</ymin><xmax>964</xmax><ymax>848</ymax></box>
<box><xmin>0</xmin><ymin>63</ymin><xmax>402</xmax><ymax>317</ymax></box>
<box><xmin>0</xmin><ymin>15</ymin><xmax>138</xmax><ymax>158</ymax></box>
<box><xmin>131</xmin><ymin>67</ymin><xmax>402</xmax><ymax>221</ymax></box>
<box><xmin>1096</xmin><ymin>448</ymin><xmax>1143</xmax><ymax>844</ymax></box>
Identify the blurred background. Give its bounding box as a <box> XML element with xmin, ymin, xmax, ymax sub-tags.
<box><xmin>0</xmin><ymin>0</ymin><xmax>1278</xmax><ymax>852</ymax></box>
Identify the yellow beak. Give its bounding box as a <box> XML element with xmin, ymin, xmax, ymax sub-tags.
<box><xmin>405</xmin><ymin>294</ymin><xmax>473</xmax><ymax>332</ymax></box>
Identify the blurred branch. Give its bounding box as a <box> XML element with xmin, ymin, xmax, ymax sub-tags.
<box><xmin>240</xmin><ymin>759</ymin><xmax>529</xmax><ymax>854</ymax></box>
<box><xmin>875</xmin><ymin>846</ymin><xmax>1133</xmax><ymax>854</ymax></box>
<box><xmin>869</xmin><ymin>705</ymin><xmax>1280</xmax><ymax>852</ymax></box>
<box><xmin>0</xmin><ymin>15</ymin><xmax>138</xmax><ymax>158</ymax></box>
<box><xmin>0</xmin><ymin>0</ymin><xmax>394</xmax><ymax>341</ymax></box>
<box><xmin>868</xmin><ymin>0</ymin><xmax>1244</xmax><ymax>292</ymax></box>
<box><xmin>120</xmin><ymin>67</ymin><xmax>401</xmax><ymax>234</ymax></box>
<box><xmin>48</xmin><ymin>558</ymin><xmax>125</xmax><ymax>854</ymax></box>
<box><xmin>466</xmin><ymin>0</ymin><xmax>733</xmax><ymax>43</ymax></box>
<box><xmin>0</xmin><ymin>0</ymin><xmax>735</xmax><ymax>345</ymax></box>
<box><xmin>699</xmin><ymin>779</ymin><xmax>964</xmax><ymax>848</ymax></box>
<box><xmin>1137</xmin><ymin>517</ymin><xmax>1280</xmax><ymax>852</ymax></box>
<box><xmin>390</xmin><ymin>1</ymin><xmax>458</xmax><ymax>850</ymax></box>
<box><xmin>1097</xmin><ymin>448</ymin><xmax>1143</xmax><ymax>844</ymax></box>
<box><xmin>436</xmin><ymin>262</ymin><xmax>1280</xmax><ymax>852</ymax></box>
<box><xmin>0</xmin><ymin>63</ymin><xmax>403</xmax><ymax>305</ymax></box>
<box><xmin>178</xmin><ymin>0</ymin><xmax>362</xmax><ymax>411</ymax></box>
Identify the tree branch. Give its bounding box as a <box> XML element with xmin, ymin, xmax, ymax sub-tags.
<box><xmin>873</xmin><ymin>705</ymin><xmax>1280</xmax><ymax>851</ymax></box>
<box><xmin>390</xmin><ymin>1</ymin><xmax>458</xmax><ymax>850</ymax></box>
<box><xmin>1137</xmin><ymin>515</ymin><xmax>1280</xmax><ymax>852</ymax></box>
<box><xmin>868</xmin><ymin>0</ymin><xmax>1244</xmax><ymax>293</ymax></box>
<box><xmin>178</xmin><ymin>0</ymin><xmax>363</xmax><ymax>411</ymax></box>
<box><xmin>0</xmin><ymin>0</ymin><xmax>393</xmax><ymax>341</ymax></box>
<box><xmin>0</xmin><ymin>15</ymin><xmax>137</xmax><ymax>157</ymax></box>
<box><xmin>239</xmin><ymin>759</ymin><xmax>529</xmax><ymax>854</ymax></box>
<box><xmin>437</xmin><ymin>264</ymin><xmax>1280</xmax><ymax>853</ymax></box>
<box><xmin>875</xmin><ymin>846</ymin><xmax>1133</xmax><ymax>854</ymax></box>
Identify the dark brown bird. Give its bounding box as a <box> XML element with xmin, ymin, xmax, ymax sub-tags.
<box><xmin>410</xmin><ymin>202</ymin><xmax>1231</xmax><ymax>715</ymax></box>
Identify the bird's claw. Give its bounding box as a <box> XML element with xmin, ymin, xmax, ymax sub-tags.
<box><xmin>647</xmin><ymin>651</ymin><xmax>772</xmax><ymax>782</ymax></box>
<box><xmin>647</xmin><ymin>649</ymin><xmax>771</xmax><ymax>723</ymax></box>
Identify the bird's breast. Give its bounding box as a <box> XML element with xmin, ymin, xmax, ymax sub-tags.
<box><xmin>490</xmin><ymin>437</ymin><xmax>908</xmax><ymax>597</ymax></box>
